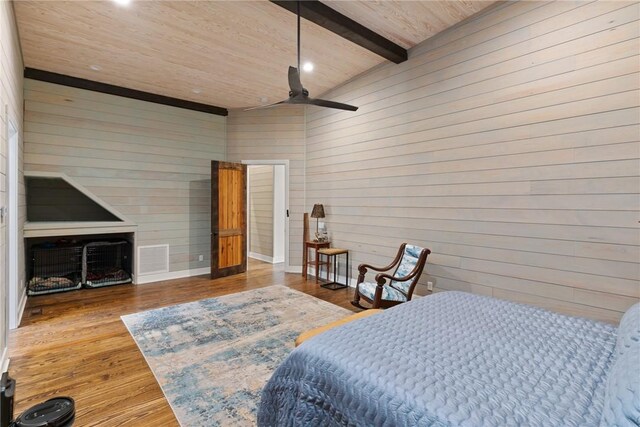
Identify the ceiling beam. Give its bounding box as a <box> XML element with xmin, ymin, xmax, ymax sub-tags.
<box><xmin>270</xmin><ymin>0</ymin><xmax>408</xmax><ymax>64</ymax></box>
<box><xmin>24</xmin><ymin>68</ymin><xmax>229</xmax><ymax>116</ymax></box>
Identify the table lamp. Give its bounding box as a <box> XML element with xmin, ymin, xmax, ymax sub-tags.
<box><xmin>310</xmin><ymin>204</ymin><xmax>325</xmax><ymax>241</ymax></box>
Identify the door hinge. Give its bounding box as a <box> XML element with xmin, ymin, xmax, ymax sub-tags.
<box><xmin>0</xmin><ymin>207</ymin><xmax>5</xmax><ymax>223</ymax></box>
<box><xmin>286</xmin><ymin>209</ymin><xmax>289</xmax><ymax>218</ymax></box>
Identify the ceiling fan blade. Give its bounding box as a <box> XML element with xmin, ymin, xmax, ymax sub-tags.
<box><xmin>307</xmin><ymin>97</ymin><xmax>358</xmax><ymax>111</ymax></box>
<box><xmin>288</xmin><ymin>66</ymin><xmax>304</xmax><ymax>94</ymax></box>
<box><xmin>244</xmin><ymin>99</ymin><xmax>290</xmax><ymax>111</ymax></box>
<box><xmin>253</xmin><ymin>4</ymin><xmax>357</xmax><ymax>113</ymax></box>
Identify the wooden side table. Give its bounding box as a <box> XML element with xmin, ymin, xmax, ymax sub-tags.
<box><xmin>304</xmin><ymin>241</ymin><xmax>331</xmax><ymax>283</ymax></box>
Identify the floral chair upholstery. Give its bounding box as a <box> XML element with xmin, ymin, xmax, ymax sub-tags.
<box><xmin>351</xmin><ymin>243</ymin><xmax>431</xmax><ymax>309</ymax></box>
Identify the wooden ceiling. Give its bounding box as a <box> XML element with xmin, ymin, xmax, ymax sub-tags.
<box><xmin>325</xmin><ymin>1</ymin><xmax>491</xmax><ymax>49</ymax></box>
<box><xmin>14</xmin><ymin>1</ymin><xmax>492</xmax><ymax>111</ymax></box>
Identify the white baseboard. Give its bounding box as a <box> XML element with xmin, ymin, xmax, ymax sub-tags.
<box><xmin>1</xmin><ymin>348</ymin><xmax>8</xmax><ymax>373</ymax></box>
<box><xmin>135</xmin><ymin>265</ymin><xmax>357</xmax><ymax>288</ymax></box>
<box><xmin>285</xmin><ymin>266</ymin><xmax>303</xmax><ymax>274</ymax></box>
<box><xmin>136</xmin><ymin>267</ymin><xmax>210</xmax><ymax>285</ymax></box>
<box><xmin>11</xmin><ymin>290</ymin><xmax>27</xmax><ymax>330</ymax></box>
<box><xmin>249</xmin><ymin>252</ymin><xmax>274</xmax><ymax>264</ymax></box>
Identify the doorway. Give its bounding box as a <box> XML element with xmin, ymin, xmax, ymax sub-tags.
<box><xmin>244</xmin><ymin>161</ymin><xmax>289</xmax><ymax>271</ymax></box>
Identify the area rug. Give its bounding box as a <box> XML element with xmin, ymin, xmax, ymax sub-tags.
<box><xmin>121</xmin><ymin>285</ymin><xmax>350</xmax><ymax>426</ymax></box>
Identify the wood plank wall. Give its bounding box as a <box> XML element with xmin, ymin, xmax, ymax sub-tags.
<box><xmin>23</xmin><ymin>79</ymin><xmax>226</xmax><ymax>274</ymax></box>
<box><xmin>248</xmin><ymin>165</ymin><xmax>274</xmax><ymax>259</ymax></box>
<box><xmin>305</xmin><ymin>0</ymin><xmax>640</xmax><ymax>323</ymax></box>
<box><xmin>1</xmin><ymin>1</ymin><xmax>25</xmax><ymax>336</ymax></box>
<box><xmin>227</xmin><ymin>106</ymin><xmax>306</xmax><ymax>269</ymax></box>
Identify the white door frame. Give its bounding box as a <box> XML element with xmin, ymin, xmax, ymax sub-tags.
<box><xmin>6</xmin><ymin>114</ymin><xmax>20</xmax><ymax>330</ymax></box>
<box><xmin>272</xmin><ymin>166</ymin><xmax>286</xmax><ymax>263</ymax></box>
<box><xmin>241</xmin><ymin>160</ymin><xmax>290</xmax><ymax>271</ymax></box>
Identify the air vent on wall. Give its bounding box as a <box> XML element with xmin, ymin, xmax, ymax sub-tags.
<box><xmin>138</xmin><ymin>244</ymin><xmax>169</xmax><ymax>275</ymax></box>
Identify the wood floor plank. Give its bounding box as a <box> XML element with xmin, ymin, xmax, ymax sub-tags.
<box><xmin>8</xmin><ymin>259</ymin><xmax>356</xmax><ymax>426</ymax></box>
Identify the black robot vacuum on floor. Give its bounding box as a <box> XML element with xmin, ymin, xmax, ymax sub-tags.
<box><xmin>13</xmin><ymin>397</ymin><xmax>75</xmax><ymax>427</ymax></box>
<box><xmin>1</xmin><ymin>372</ymin><xmax>74</xmax><ymax>427</ymax></box>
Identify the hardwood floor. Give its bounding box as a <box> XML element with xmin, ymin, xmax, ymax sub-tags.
<box><xmin>8</xmin><ymin>260</ymin><xmax>357</xmax><ymax>426</ymax></box>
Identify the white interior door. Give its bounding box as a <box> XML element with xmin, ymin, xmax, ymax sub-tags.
<box><xmin>272</xmin><ymin>165</ymin><xmax>286</xmax><ymax>263</ymax></box>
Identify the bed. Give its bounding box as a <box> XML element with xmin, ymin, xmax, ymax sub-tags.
<box><xmin>258</xmin><ymin>291</ymin><xmax>640</xmax><ymax>426</ymax></box>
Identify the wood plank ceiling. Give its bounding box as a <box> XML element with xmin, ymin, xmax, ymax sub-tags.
<box><xmin>13</xmin><ymin>1</ymin><xmax>492</xmax><ymax>110</ymax></box>
<box><xmin>325</xmin><ymin>0</ymin><xmax>491</xmax><ymax>49</ymax></box>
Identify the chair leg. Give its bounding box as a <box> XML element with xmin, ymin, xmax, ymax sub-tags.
<box><xmin>350</xmin><ymin>300</ymin><xmax>369</xmax><ymax>310</ymax></box>
<box><xmin>350</xmin><ymin>284</ymin><xmax>370</xmax><ymax>310</ymax></box>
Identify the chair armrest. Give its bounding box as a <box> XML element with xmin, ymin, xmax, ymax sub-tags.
<box><xmin>357</xmin><ymin>243</ymin><xmax>408</xmax><ymax>275</ymax></box>
<box><xmin>374</xmin><ymin>270</ymin><xmax>420</xmax><ymax>286</ymax></box>
<box><xmin>358</xmin><ymin>262</ymin><xmax>394</xmax><ymax>274</ymax></box>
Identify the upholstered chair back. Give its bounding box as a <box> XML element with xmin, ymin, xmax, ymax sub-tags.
<box><xmin>390</xmin><ymin>244</ymin><xmax>426</xmax><ymax>294</ymax></box>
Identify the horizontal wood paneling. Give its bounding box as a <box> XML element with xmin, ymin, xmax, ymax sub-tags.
<box><xmin>227</xmin><ymin>106</ymin><xmax>305</xmax><ymax>267</ymax></box>
<box><xmin>305</xmin><ymin>0</ymin><xmax>640</xmax><ymax>323</ymax></box>
<box><xmin>248</xmin><ymin>165</ymin><xmax>274</xmax><ymax>258</ymax></box>
<box><xmin>1</xmin><ymin>1</ymin><xmax>24</xmax><ymax>343</ymax></box>
<box><xmin>23</xmin><ymin>79</ymin><xmax>226</xmax><ymax>273</ymax></box>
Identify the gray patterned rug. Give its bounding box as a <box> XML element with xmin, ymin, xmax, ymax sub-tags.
<box><xmin>121</xmin><ymin>285</ymin><xmax>350</xmax><ymax>426</ymax></box>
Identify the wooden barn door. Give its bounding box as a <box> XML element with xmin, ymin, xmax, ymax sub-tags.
<box><xmin>211</xmin><ymin>161</ymin><xmax>247</xmax><ymax>279</ymax></box>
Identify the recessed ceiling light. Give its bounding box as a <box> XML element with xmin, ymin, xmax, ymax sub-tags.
<box><xmin>302</xmin><ymin>62</ymin><xmax>314</xmax><ymax>72</ymax></box>
<box><xmin>113</xmin><ymin>0</ymin><xmax>131</xmax><ymax>6</ymax></box>
<box><xmin>192</xmin><ymin>88</ymin><xmax>203</xmax><ymax>94</ymax></box>
<box><xmin>89</xmin><ymin>65</ymin><xmax>102</xmax><ymax>71</ymax></box>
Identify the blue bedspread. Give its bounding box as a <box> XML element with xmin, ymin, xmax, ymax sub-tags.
<box><xmin>258</xmin><ymin>291</ymin><xmax>620</xmax><ymax>426</ymax></box>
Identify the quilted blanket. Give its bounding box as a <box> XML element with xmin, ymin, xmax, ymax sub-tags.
<box><xmin>258</xmin><ymin>291</ymin><xmax>619</xmax><ymax>426</ymax></box>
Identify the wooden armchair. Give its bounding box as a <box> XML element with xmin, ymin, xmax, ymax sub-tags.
<box><xmin>351</xmin><ymin>243</ymin><xmax>431</xmax><ymax>309</ymax></box>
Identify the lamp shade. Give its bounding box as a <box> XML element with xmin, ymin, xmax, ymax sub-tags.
<box><xmin>310</xmin><ymin>204</ymin><xmax>325</xmax><ymax>219</ymax></box>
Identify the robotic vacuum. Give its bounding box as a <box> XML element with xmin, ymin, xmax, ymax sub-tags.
<box><xmin>13</xmin><ymin>397</ymin><xmax>74</xmax><ymax>427</ymax></box>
